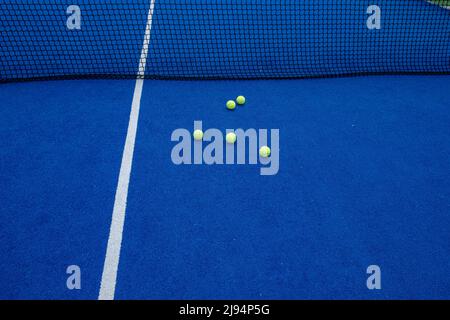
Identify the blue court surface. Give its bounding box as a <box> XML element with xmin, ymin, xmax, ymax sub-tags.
<box><xmin>0</xmin><ymin>1</ymin><xmax>449</xmax><ymax>300</ymax></box>
<box><xmin>1</xmin><ymin>76</ymin><xmax>449</xmax><ymax>299</ymax></box>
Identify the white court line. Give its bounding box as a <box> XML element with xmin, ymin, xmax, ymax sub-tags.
<box><xmin>99</xmin><ymin>0</ymin><xmax>156</xmax><ymax>300</ymax></box>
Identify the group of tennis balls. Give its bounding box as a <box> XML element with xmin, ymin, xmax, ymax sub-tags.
<box><xmin>192</xmin><ymin>96</ymin><xmax>271</xmax><ymax>158</ymax></box>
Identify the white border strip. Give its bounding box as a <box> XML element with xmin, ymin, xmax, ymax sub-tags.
<box><xmin>98</xmin><ymin>0</ymin><xmax>156</xmax><ymax>300</ymax></box>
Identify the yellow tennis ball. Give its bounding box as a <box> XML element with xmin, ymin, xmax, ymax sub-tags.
<box><xmin>193</xmin><ymin>129</ymin><xmax>204</xmax><ymax>141</ymax></box>
<box><xmin>226</xmin><ymin>100</ymin><xmax>236</xmax><ymax>110</ymax></box>
<box><xmin>236</xmin><ymin>96</ymin><xmax>246</xmax><ymax>105</ymax></box>
<box><xmin>226</xmin><ymin>132</ymin><xmax>237</xmax><ymax>144</ymax></box>
<box><xmin>259</xmin><ymin>146</ymin><xmax>271</xmax><ymax>158</ymax></box>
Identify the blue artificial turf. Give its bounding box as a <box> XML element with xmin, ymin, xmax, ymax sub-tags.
<box><xmin>0</xmin><ymin>76</ymin><xmax>449</xmax><ymax>299</ymax></box>
<box><xmin>0</xmin><ymin>80</ymin><xmax>135</xmax><ymax>299</ymax></box>
<box><xmin>115</xmin><ymin>76</ymin><xmax>450</xmax><ymax>299</ymax></box>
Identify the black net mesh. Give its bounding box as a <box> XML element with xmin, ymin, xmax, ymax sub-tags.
<box><xmin>1</xmin><ymin>0</ymin><xmax>449</xmax><ymax>82</ymax></box>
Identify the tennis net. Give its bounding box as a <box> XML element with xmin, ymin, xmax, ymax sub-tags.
<box><xmin>1</xmin><ymin>0</ymin><xmax>449</xmax><ymax>82</ymax></box>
